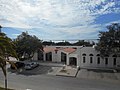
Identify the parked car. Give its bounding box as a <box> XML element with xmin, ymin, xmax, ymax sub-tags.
<box><xmin>31</xmin><ymin>62</ymin><xmax>39</xmax><ymax>68</ymax></box>
<box><xmin>10</xmin><ymin>62</ymin><xmax>25</xmax><ymax>70</ymax></box>
<box><xmin>24</xmin><ymin>62</ymin><xmax>39</xmax><ymax>70</ymax></box>
<box><xmin>24</xmin><ymin>63</ymin><xmax>33</xmax><ymax>70</ymax></box>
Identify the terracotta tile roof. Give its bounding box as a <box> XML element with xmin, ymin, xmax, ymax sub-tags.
<box><xmin>62</xmin><ymin>48</ymin><xmax>76</xmax><ymax>54</ymax></box>
<box><xmin>43</xmin><ymin>47</ymin><xmax>57</xmax><ymax>53</ymax></box>
<box><xmin>43</xmin><ymin>47</ymin><xmax>76</xmax><ymax>54</ymax></box>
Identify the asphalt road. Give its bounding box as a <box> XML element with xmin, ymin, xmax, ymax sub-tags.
<box><xmin>0</xmin><ymin>70</ymin><xmax>120</xmax><ymax>90</ymax></box>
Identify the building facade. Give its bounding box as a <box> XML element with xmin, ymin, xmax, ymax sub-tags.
<box><xmin>33</xmin><ymin>46</ymin><xmax>120</xmax><ymax>68</ymax></box>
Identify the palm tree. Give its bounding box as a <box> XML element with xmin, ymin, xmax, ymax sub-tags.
<box><xmin>0</xmin><ymin>32</ymin><xmax>17</xmax><ymax>90</ymax></box>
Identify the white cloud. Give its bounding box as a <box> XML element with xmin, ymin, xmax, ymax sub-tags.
<box><xmin>0</xmin><ymin>0</ymin><xmax>120</xmax><ymax>39</ymax></box>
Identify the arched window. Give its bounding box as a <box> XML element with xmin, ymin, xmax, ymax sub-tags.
<box><xmin>96</xmin><ymin>54</ymin><xmax>100</xmax><ymax>56</ymax></box>
<box><xmin>112</xmin><ymin>54</ymin><xmax>117</xmax><ymax>57</ymax></box>
<box><xmin>104</xmin><ymin>55</ymin><xmax>109</xmax><ymax>65</ymax></box>
<box><xmin>89</xmin><ymin>54</ymin><xmax>93</xmax><ymax>64</ymax></box>
<box><xmin>90</xmin><ymin>57</ymin><xmax>93</xmax><ymax>63</ymax></box>
<box><xmin>82</xmin><ymin>53</ymin><xmax>86</xmax><ymax>56</ymax></box>
<box><xmin>96</xmin><ymin>54</ymin><xmax>100</xmax><ymax>64</ymax></box>
<box><xmin>97</xmin><ymin>57</ymin><xmax>100</xmax><ymax>64</ymax></box>
<box><xmin>113</xmin><ymin>58</ymin><xmax>116</xmax><ymax>66</ymax></box>
<box><xmin>89</xmin><ymin>54</ymin><xmax>93</xmax><ymax>56</ymax></box>
<box><xmin>105</xmin><ymin>54</ymin><xmax>109</xmax><ymax>57</ymax></box>
<box><xmin>82</xmin><ymin>53</ymin><xmax>86</xmax><ymax>63</ymax></box>
<box><xmin>83</xmin><ymin>57</ymin><xmax>86</xmax><ymax>63</ymax></box>
<box><xmin>105</xmin><ymin>58</ymin><xmax>108</xmax><ymax>65</ymax></box>
<box><xmin>113</xmin><ymin>55</ymin><xmax>117</xmax><ymax>66</ymax></box>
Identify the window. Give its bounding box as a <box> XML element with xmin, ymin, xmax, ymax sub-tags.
<box><xmin>89</xmin><ymin>54</ymin><xmax>93</xmax><ymax>64</ymax></box>
<box><xmin>90</xmin><ymin>57</ymin><xmax>93</xmax><ymax>63</ymax></box>
<box><xmin>105</xmin><ymin>58</ymin><xmax>108</xmax><ymax>65</ymax></box>
<box><xmin>96</xmin><ymin>54</ymin><xmax>100</xmax><ymax>56</ymax></box>
<box><xmin>105</xmin><ymin>55</ymin><xmax>109</xmax><ymax>57</ymax></box>
<box><xmin>82</xmin><ymin>54</ymin><xmax>86</xmax><ymax>63</ymax></box>
<box><xmin>113</xmin><ymin>55</ymin><xmax>117</xmax><ymax>57</ymax></box>
<box><xmin>83</xmin><ymin>57</ymin><xmax>85</xmax><ymax>63</ymax></box>
<box><xmin>89</xmin><ymin>54</ymin><xmax>93</xmax><ymax>56</ymax></box>
<box><xmin>113</xmin><ymin>58</ymin><xmax>116</xmax><ymax>66</ymax></box>
<box><xmin>82</xmin><ymin>53</ymin><xmax>86</xmax><ymax>56</ymax></box>
<box><xmin>112</xmin><ymin>54</ymin><xmax>117</xmax><ymax>66</ymax></box>
<box><xmin>97</xmin><ymin>57</ymin><xmax>100</xmax><ymax>64</ymax></box>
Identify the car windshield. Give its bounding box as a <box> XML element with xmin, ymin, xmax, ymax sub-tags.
<box><xmin>26</xmin><ymin>64</ymin><xmax>30</xmax><ymax>66</ymax></box>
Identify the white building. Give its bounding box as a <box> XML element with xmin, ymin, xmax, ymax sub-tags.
<box><xmin>33</xmin><ymin>46</ymin><xmax>120</xmax><ymax>69</ymax></box>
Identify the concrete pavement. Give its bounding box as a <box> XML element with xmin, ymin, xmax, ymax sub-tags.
<box><xmin>6</xmin><ymin>61</ymin><xmax>120</xmax><ymax>81</ymax></box>
<box><xmin>0</xmin><ymin>71</ymin><xmax>120</xmax><ymax>90</ymax></box>
<box><xmin>56</xmin><ymin>66</ymin><xmax>78</xmax><ymax>77</ymax></box>
<box><xmin>77</xmin><ymin>68</ymin><xmax>120</xmax><ymax>82</ymax></box>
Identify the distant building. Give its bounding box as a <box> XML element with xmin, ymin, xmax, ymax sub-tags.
<box><xmin>33</xmin><ymin>46</ymin><xmax>120</xmax><ymax>69</ymax></box>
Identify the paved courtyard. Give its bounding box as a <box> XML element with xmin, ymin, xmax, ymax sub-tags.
<box><xmin>6</xmin><ymin>62</ymin><xmax>120</xmax><ymax>82</ymax></box>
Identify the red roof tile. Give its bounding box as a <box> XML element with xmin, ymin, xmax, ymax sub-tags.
<box><xmin>62</xmin><ymin>48</ymin><xmax>76</xmax><ymax>54</ymax></box>
<box><xmin>43</xmin><ymin>47</ymin><xmax>76</xmax><ymax>54</ymax></box>
<box><xmin>43</xmin><ymin>47</ymin><xmax>56</xmax><ymax>53</ymax></box>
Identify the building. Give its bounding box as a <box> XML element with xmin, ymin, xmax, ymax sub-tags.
<box><xmin>33</xmin><ymin>46</ymin><xmax>120</xmax><ymax>68</ymax></box>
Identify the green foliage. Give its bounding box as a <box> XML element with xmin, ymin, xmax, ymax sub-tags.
<box><xmin>0</xmin><ymin>32</ymin><xmax>17</xmax><ymax>76</ymax></box>
<box><xmin>73</xmin><ymin>40</ymin><xmax>94</xmax><ymax>46</ymax></box>
<box><xmin>0</xmin><ymin>31</ymin><xmax>17</xmax><ymax>90</ymax></box>
<box><xmin>55</xmin><ymin>41</ymin><xmax>71</xmax><ymax>46</ymax></box>
<box><xmin>14</xmin><ymin>32</ymin><xmax>43</xmax><ymax>60</ymax></box>
<box><xmin>42</xmin><ymin>40</ymin><xmax>95</xmax><ymax>46</ymax></box>
<box><xmin>96</xmin><ymin>23</ymin><xmax>120</xmax><ymax>57</ymax></box>
<box><xmin>42</xmin><ymin>41</ymin><xmax>55</xmax><ymax>46</ymax></box>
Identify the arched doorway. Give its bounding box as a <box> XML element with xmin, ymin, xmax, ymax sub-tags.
<box><xmin>61</xmin><ymin>52</ymin><xmax>67</xmax><ymax>64</ymax></box>
<box><xmin>46</xmin><ymin>52</ymin><xmax>52</xmax><ymax>61</ymax></box>
<box><xmin>69</xmin><ymin>57</ymin><xmax>77</xmax><ymax>66</ymax></box>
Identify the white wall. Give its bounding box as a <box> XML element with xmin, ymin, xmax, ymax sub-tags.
<box><xmin>52</xmin><ymin>50</ymin><xmax>61</xmax><ymax>62</ymax></box>
<box><xmin>79</xmin><ymin>47</ymin><xmax>120</xmax><ymax>68</ymax></box>
<box><xmin>41</xmin><ymin>46</ymin><xmax>120</xmax><ymax>68</ymax></box>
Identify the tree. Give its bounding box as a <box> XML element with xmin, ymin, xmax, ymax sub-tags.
<box><xmin>0</xmin><ymin>32</ymin><xmax>17</xmax><ymax>90</ymax></box>
<box><xmin>42</xmin><ymin>41</ymin><xmax>55</xmax><ymax>46</ymax></box>
<box><xmin>73</xmin><ymin>40</ymin><xmax>94</xmax><ymax>46</ymax></box>
<box><xmin>95</xmin><ymin>23</ymin><xmax>120</xmax><ymax>57</ymax></box>
<box><xmin>14</xmin><ymin>32</ymin><xmax>43</xmax><ymax>60</ymax></box>
<box><xmin>55</xmin><ymin>41</ymin><xmax>71</xmax><ymax>46</ymax></box>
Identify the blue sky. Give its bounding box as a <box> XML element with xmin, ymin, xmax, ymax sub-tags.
<box><xmin>0</xmin><ymin>0</ymin><xmax>120</xmax><ymax>41</ymax></box>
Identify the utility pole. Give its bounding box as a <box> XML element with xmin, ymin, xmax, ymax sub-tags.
<box><xmin>0</xmin><ymin>25</ymin><xmax>2</xmax><ymax>33</ymax></box>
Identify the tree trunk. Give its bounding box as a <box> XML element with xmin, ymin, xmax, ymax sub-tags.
<box><xmin>4</xmin><ymin>63</ymin><xmax>7</xmax><ymax>90</ymax></box>
<box><xmin>5</xmin><ymin>76</ymin><xmax>7</xmax><ymax>90</ymax></box>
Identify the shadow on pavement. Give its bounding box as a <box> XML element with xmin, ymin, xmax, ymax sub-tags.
<box><xmin>87</xmin><ymin>69</ymin><xmax>114</xmax><ymax>73</ymax></box>
<box><xmin>7</xmin><ymin>65</ymin><xmax>53</xmax><ymax>76</ymax></box>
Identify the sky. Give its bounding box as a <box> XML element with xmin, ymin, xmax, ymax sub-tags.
<box><xmin>0</xmin><ymin>0</ymin><xmax>120</xmax><ymax>41</ymax></box>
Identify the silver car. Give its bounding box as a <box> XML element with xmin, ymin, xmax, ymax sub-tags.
<box><xmin>24</xmin><ymin>63</ymin><xmax>33</xmax><ymax>70</ymax></box>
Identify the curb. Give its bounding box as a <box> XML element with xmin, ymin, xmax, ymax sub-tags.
<box><xmin>56</xmin><ymin>74</ymin><xmax>76</xmax><ymax>77</ymax></box>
